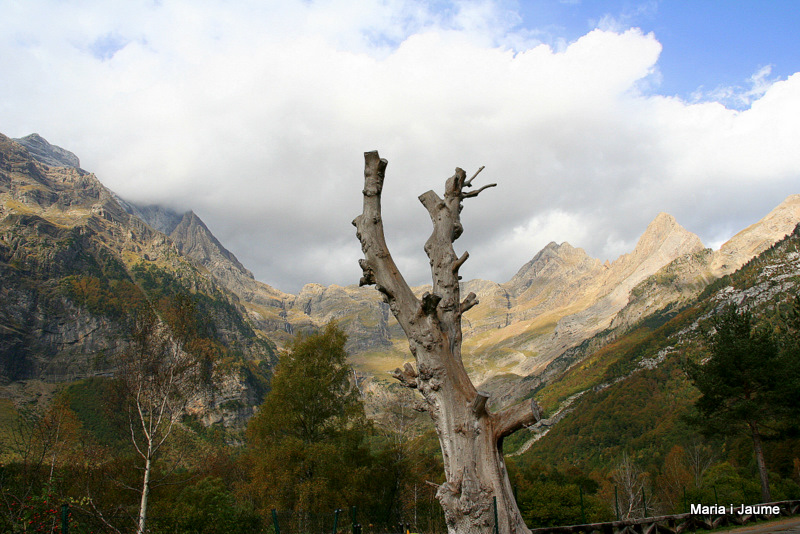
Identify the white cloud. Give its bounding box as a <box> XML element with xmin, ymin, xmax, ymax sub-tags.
<box><xmin>691</xmin><ymin>64</ymin><xmax>782</xmax><ymax>110</ymax></box>
<box><xmin>1</xmin><ymin>1</ymin><xmax>798</xmax><ymax>293</ymax></box>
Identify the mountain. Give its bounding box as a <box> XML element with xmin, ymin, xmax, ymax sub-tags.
<box><xmin>3</xmin><ymin>131</ymin><xmax>799</xmax><ymax>427</ymax></box>
<box><xmin>183</xmin><ymin>188</ymin><xmax>797</xmax><ymax>406</ymax></box>
<box><xmin>218</xmin><ymin>194</ymin><xmax>797</xmax><ymax>410</ymax></box>
<box><xmin>710</xmin><ymin>194</ymin><xmax>800</xmax><ymax>275</ymax></box>
<box><xmin>519</xmin><ymin>220</ymin><xmax>800</xmax><ymax>473</ymax></box>
<box><xmin>462</xmin><ymin>213</ymin><xmax>704</xmax><ymax>383</ymax></box>
<box><xmin>0</xmin><ymin>133</ymin><xmax>276</xmax><ymax>426</ymax></box>
<box><xmin>13</xmin><ymin>133</ymin><xmax>81</xmax><ymax>168</ymax></box>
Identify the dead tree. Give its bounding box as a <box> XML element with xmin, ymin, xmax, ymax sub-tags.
<box><xmin>354</xmin><ymin>151</ymin><xmax>542</xmax><ymax>534</ymax></box>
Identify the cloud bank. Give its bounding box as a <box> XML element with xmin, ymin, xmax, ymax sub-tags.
<box><xmin>2</xmin><ymin>1</ymin><xmax>799</xmax><ymax>293</ymax></box>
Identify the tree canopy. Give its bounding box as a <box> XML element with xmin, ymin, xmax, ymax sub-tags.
<box><xmin>243</xmin><ymin>323</ymin><xmax>375</xmax><ymax>520</ymax></box>
<box><xmin>684</xmin><ymin>304</ymin><xmax>800</xmax><ymax>502</ymax></box>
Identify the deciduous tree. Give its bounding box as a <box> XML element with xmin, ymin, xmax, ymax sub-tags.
<box><xmin>244</xmin><ymin>323</ymin><xmax>374</xmax><ymax>526</ymax></box>
<box><xmin>118</xmin><ymin>294</ymin><xmax>212</xmax><ymax>534</ymax></box>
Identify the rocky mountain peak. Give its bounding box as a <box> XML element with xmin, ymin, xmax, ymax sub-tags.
<box><xmin>505</xmin><ymin>241</ymin><xmax>600</xmax><ymax>298</ymax></box>
<box><xmin>13</xmin><ymin>133</ymin><xmax>81</xmax><ymax>168</ymax></box>
<box><xmin>170</xmin><ymin>210</ymin><xmax>254</xmax><ymax>280</ymax></box>
<box><xmin>631</xmin><ymin>212</ymin><xmax>703</xmax><ymax>262</ymax></box>
<box><xmin>608</xmin><ymin>213</ymin><xmax>704</xmax><ymax>285</ymax></box>
<box><xmin>711</xmin><ymin>194</ymin><xmax>800</xmax><ymax>275</ymax></box>
<box><xmin>113</xmin><ymin>197</ymin><xmax>185</xmax><ymax>236</ymax></box>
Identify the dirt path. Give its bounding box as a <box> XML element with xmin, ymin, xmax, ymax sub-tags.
<box><xmin>720</xmin><ymin>517</ymin><xmax>800</xmax><ymax>533</ymax></box>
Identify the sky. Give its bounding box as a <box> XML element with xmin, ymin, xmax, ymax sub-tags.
<box><xmin>2</xmin><ymin>0</ymin><xmax>799</xmax><ymax>294</ymax></box>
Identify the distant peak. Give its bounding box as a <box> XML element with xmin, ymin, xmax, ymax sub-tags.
<box><xmin>638</xmin><ymin>213</ymin><xmax>686</xmax><ymax>243</ymax></box>
<box><xmin>13</xmin><ymin>133</ymin><xmax>80</xmax><ymax>168</ymax></box>
<box><xmin>625</xmin><ymin>212</ymin><xmax>704</xmax><ymax>265</ymax></box>
<box><xmin>647</xmin><ymin>212</ymin><xmax>678</xmax><ymax>228</ymax></box>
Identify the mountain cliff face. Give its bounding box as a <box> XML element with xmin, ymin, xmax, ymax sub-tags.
<box><xmin>4</xmin><ymin>131</ymin><xmax>798</xmax><ymax>425</ymax></box>
<box><xmin>452</xmin><ymin>213</ymin><xmax>703</xmax><ymax>390</ymax></box>
<box><xmin>13</xmin><ymin>133</ymin><xmax>81</xmax><ymax>168</ymax></box>
<box><xmin>0</xmin><ymin>133</ymin><xmax>275</xmax><ymax>425</ymax></box>
<box><xmin>522</xmin><ymin>221</ymin><xmax>800</xmax><ymax>470</ymax></box>
<box><xmin>710</xmin><ymin>194</ymin><xmax>800</xmax><ymax>275</ymax></box>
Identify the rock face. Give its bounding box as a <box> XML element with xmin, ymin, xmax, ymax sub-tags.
<box><xmin>13</xmin><ymin>134</ymin><xmax>81</xmax><ymax>168</ymax></box>
<box><xmin>710</xmin><ymin>194</ymin><xmax>800</xmax><ymax>275</ymax></box>
<box><xmin>456</xmin><ymin>213</ymin><xmax>704</xmax><ymax>387</ymax></box>
<box><xmin>114</xmin><ymin>200</ymin><xmax>296</xmax><ymax>333</ymax></box>
<box><xmin>0</xmin><ymin>133</ymin><xmax>275</xmax><ymax>426</ymax></box>
<box><xmin>612</xmin><ymin>195</ymin><xmax>800</xmax><ymax>333</ymax></box>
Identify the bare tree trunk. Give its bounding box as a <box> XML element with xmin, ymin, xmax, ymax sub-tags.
<box><xmin>354</xmin><ymin>151</ymin><xmax>542</xmax><ymax>533</ymax></box>
<box><xmin>612</xmin><ymin>453</ymin><xmax>646</xmax><ymax>519</ymax></box>
<box><xmin>749</xmin><ymin>420</ymin><xmax>771</xmax><ymax>503</ymax></box>
<box><xmin>686</xmin><ymin>441</ymin><xmax>716</xmax><ymax>489</ymax></box>
<box><xmin>137</xmin><ymin>450</ymin><xmax>152</xmax><ymax>534</ymax></box>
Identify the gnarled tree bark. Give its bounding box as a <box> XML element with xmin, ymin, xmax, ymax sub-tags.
<box><xmin>353</xmin><ymin>151</ymin><xmax>542</xmax><ymax>534</ymax></box>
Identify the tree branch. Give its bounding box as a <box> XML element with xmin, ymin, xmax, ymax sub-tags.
<box><xmin>464</xmin><ymin>166</ymin><xmax>485</xmax><ymax>188</ymax></box>
<box><xmin>418</xmin><ymin>190</ymin><xmax>445</xmax><ymax>227</ymax></box>
<box><xmin>462</xmin><ymin>183</ymin><xmax>497</xmax><ymax>199</ymax></box>
<box><xmin>492</xmin><ymin>399</ymin><xmax>544</xmax><ymax>441</ymax></box>
<box><xmin>353</xmin><ymin>151</ymin><xmax>419</xmax><ymax>327</ymax></box>
<box><xmin>460</xmin><ymin>292</ymin><xmax>479</xmax><ymax>314</ymax></box>
<box><xmin>391</xmin><ymin>362</ymin><xmax>419</xmax><ymax>389</ymax></box>
<box><xmin>452</xmin><ymin>251</ymin><xmax>469</xmax><ymax>273</ymax></box>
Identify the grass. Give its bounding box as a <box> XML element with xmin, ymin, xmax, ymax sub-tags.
<box><xmin>349</xmin><ymin>349</ymin><xmax>409</xmax><ymax>376</ymax></box>
<box><xmin>534</xmin><ymin>328</ymin><xmax>651</xmax><ymax>413</ymax></box>
<box><xmin>0</xmin><ymin>399</ymin><xmax>19</xmax><ymax>462</ymax></box>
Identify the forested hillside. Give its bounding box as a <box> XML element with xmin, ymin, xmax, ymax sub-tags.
<box><xmin>506</xmin><ymin>223</ymin><xmax>800</xmax><ymax>526</ymax></box>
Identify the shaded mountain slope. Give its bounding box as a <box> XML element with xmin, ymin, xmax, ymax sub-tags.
<box><xmin>0</xmin><ymin>133</ymin><xmax>276</xmax><ymax>425</ymax></box>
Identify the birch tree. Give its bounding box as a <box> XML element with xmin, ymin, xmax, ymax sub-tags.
<box><xmin>353</xmin><ymin>151</ymin><xmax>542</xmax><ymax>534</ymax></box>
<box><xmin>118</xmin><ymin>296</ymin><xmax>206</xmax><ymax>534</ymax></box>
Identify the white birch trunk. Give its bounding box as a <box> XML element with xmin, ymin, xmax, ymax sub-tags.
<box><xmin>137</xmin><ymin>448</ymin><xmax>152</xmax><ymax>534</ymax></box>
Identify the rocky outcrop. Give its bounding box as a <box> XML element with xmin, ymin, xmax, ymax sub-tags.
<box><xmin>0</xmin><ymin>133</ymin><xmax>276</xmax><ymax>403</ymax></box>
<box><xmin>710</xmin><ymin>194</ymin><xmax>800</xmax><ymax>275</ymax></box>
<box><xmin>13</xmin><ymin>133</ymin><xmax>81</xmax><ymax>168</ymax></box>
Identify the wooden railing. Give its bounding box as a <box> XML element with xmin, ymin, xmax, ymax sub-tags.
<box><xmin>528</xmin><ymin>499</ymin><xmax>800</xmax><ymax>534</ymax></box>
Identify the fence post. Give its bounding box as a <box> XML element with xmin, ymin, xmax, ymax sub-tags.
<box><xmin>579</xmin><ymin>486</ymin><xmax>586</xmax><ymax>525</ymax></box>
<box><xmin>615</xmin><ymin>486</ymin><xmax>621</xmax><ymax>521</ymax></box>
<box><xmin>351</xmin><ymin>506</ymin><xmax>358</xmax><ymax>534</ymax></box>
<box><xmin>684</xmin><ymin>486</ymin><xmax>688</xmax><ymax>513</ymax></box>
<box><xmin>333</xmin><ymin>508</ymin><xmax>341</xmax><ymax>534</ymax></box>
<box><xmin>642</xmin><ymin>488</ymin><xmax>648</xmax><ymax>518</ymax></box>
<box><xmin>714</xmin><ymin>485</ymin><xmax>719</xmax><ymax>505</ymax></box>
<box><xmin>272</xmin><ymin>509</ymin><xmax>281</xmax><ymax>534</ymax></box>
<box><xmin>493</xmin><ymin>496</ymin><xmax>499</xmax><ymax>534</ymax></box>
<box><xmin>61</xmin><ymin>503</ymin><xmax>69</xmax><ymax>534</ymax></box>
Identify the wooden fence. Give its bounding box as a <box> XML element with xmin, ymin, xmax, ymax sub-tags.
<box><xmin>528</xmin><ymin>499</ymin><xmax>800</xmax><ymax>534</ymax></box>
